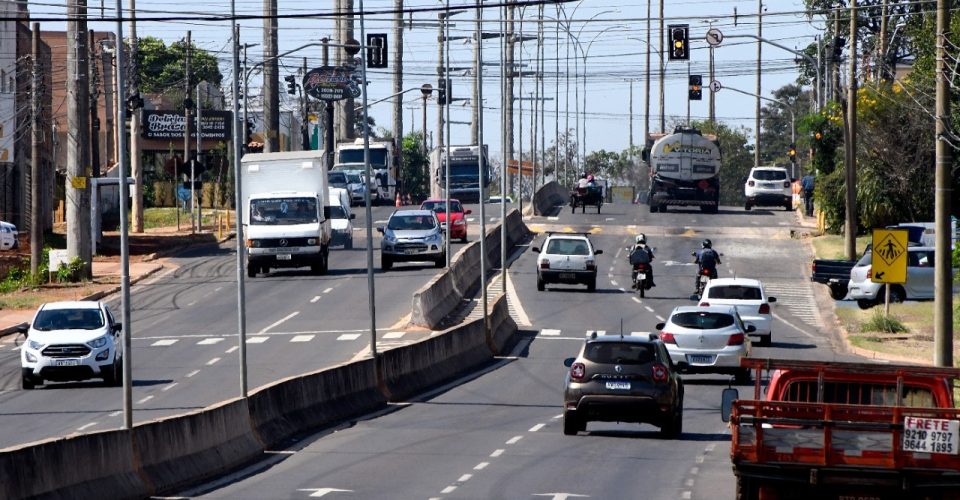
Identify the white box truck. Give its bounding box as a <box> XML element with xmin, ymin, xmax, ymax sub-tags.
<box><xmin>241</xmin><ymin>151</ymin><xmax>332</xmax><ymax>277</ymax></box>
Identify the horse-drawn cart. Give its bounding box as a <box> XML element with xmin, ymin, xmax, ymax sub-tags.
<box><xmin>570</xmin><ymin>186</ymin><xmax>603</xmax><ymax>214</ymax></box>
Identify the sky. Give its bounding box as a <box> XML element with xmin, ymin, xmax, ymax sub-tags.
<box><xmin>27</xmin><ymin>0</ymin><xmax>825</xmax><ymax>159</ymax></box>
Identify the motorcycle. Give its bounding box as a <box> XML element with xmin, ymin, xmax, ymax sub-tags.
<box><xmin>694</xmin><ymin>267</ymin><xmax>713</xmax><ymax>298</ymax></box>
<box><xmin>633</xmin><ymin>262</ymin><xmax>653</xmax><ymax>298</ymax></box>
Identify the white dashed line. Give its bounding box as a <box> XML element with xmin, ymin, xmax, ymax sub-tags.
<box><xmin>197</xmin><ymin>338</ymin><xmax>224</xmax><ymax>345</ymax></box>
<box><xmin>137</xmin><ymin>395</ymin><xmax>154</xmax><ymax>404</ymax></box>
<box><xmin>474</xmin><ymin>462</ymin><xmax>489</xmax><ymax>470</ymax></box>
<box><xmin>507</xmin><ymin>435</ymin><xmax>523</xmax><ymax>444</ymax></box>
<box><xmin>337</xmin><ymin>333</ymin><xmax>362</xmax><ymax>341</ymax></box>
<box><xmin>162</xmin><ymin>382</ymin><xmax>178</xmax><ymax>392</ymax></box>
<box><xmin>206</xmin><ymin>357</ymin><xmax>221</xmax><ymax>366</ymax></box>
<box><xmin>610</xmin><ymin>280</ymin><xmax>618</xmax><ymax>286</ymax></box>
<box><xmin>323</xmin><ymin>287</ymin><xmax>334</xmax><ymax>294</ymax></box>
<box><xmin>690</xmin><ymin>467</ymin><xmax>699</xmax><ymax>475</ymax></box>
<box><xmin>383</xmin><ymin>331</ymin><xmax>405</xmax><ymax>339</ymax></box>
<box><xmin>109</xmin><ymin>411</ymin><xmax>122</xmax><ymax>417</ymax></box>
<box><xmin>246</xmin><ymin>336</ymin><xmax>269</xmax><ymax>344</ymax></box>
<box><xmin>685</xmin><ymin>478</ymin><xmax>695</xmax><ymax>487</ymax></box>
<box><xmin>225</xmin><ymin>346</ymin><xmax>239</xmax><ymax>354</ymax></box>
<box><xmin>441</xmin><ymin>486</ymin><xmax>457</xmax><ymax>494</ymax></box>
<box><xmin>528</xmin><ymin>424</ymin><xmax>545</xmax><ymax>432</ymax></box>
<box><xmin>631</xmin><ymin>331</ymin><xmax>651</xmax><ymax>337</ymax></box>
<box><xmin>682</xmin><ymin>491</ymin><xmax>692</xmax><ymax>499</ymax></box>
<box><xmin>258</xmin><ymin>311</ymin><xmax>299</xmax><ymax>334</ymax></box>
<box><xmin>291</xmin><ymin>335</ymin><xmax>315</xmax><ymax>343</ymax></box>
<box><xmin>214</xmin><ymin>287</ymin><xmax>222</xmax><ymax>292</ymax></box>
<box><xmin>187</xmin><ymin>301</ymin><xmax>196</xmax><ymax>307</ymax></box>
<box><xmin>540</xmin><ymin>329</ymin><xmax>561</xmax><ymax>336</ymax></box>
<box><xmin>490</xmin><ymin>449</ymin><xmax>505</xmax><ymax>457</ymax></box>
<box><xmin>185</xmin><ymin>370</ymin><xmax>200</xmax><ymax>378</ymax></box>
<box><xmin>77</xmin><ymin>422</ymin><xmax>97</xmax><ymax>431</ymax></box>
<box><xmin>458</xmin><ymin>474</ymin><xmax>472</xmax><ymax>482</ymax></box>
<box><xmin>644</xmin><ymin>306</ymin><xmax>655</xmax><ymax>313</ymax></box>
<box><xmin>632</xmin><ymin>297</ymin><xmax>641</xmax><ymax>303</ymax></box>
<box><xmin>151</xmin><ymin>339</ymin><xmax>179</xmax><ymax>346</ymax></box>
<box><xmin>656</xmin><ymin>315</ymin><xmax>665</xmax><ymax>322</ymax></box>
<box><xmin>310</xmin><ymin>296</ymin><xmax>321</xmax><ymax>303</ymax></box>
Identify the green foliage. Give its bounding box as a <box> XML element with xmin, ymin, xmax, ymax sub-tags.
<box><xmin>798</xmin><ymin>104</ymin><xmax>843</xmax><ymax>176</ymax></box>
<box><xmin>759</xmin><ymin>84</ymin><xmax>812</xmax><ymax>166</ymax></box>
<box><xmin>134</xmin><ymin>36</ymin><xmax>223</xmax><ymax>107</ymax></box>
<box><xmin>861</xmin><ymin>310</ymin><xmax>908</xmax><ymax>334</ymax></box>
<box><xmin>400</xmin><ymin>132</ymin><xmax>430</xmax><ymax>200</ymax></box>
<box><xmin>690</xmin><ymin>120</ymin><xmax>754</xmax><ymax>205</ymax></box>
<box><xmin>56</xmin><ymin>257</ymin><xmax>86</xmax><ymax>283</ymax></box>
<box><xmin>0</xmin><ymin>247</ymin><xmax>52</xmax><ymax>293</ymax></box>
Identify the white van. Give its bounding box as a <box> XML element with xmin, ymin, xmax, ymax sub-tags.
<box><xmin>328</xmin><ymin>187</ymin><xmax>355</xmax><ymax>249</ymax></box>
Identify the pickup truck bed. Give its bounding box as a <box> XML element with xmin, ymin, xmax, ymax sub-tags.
<box><xmin>811</xmin><ymin>258</ymin><xmax>856</xmax><ymax>300</ymax></box>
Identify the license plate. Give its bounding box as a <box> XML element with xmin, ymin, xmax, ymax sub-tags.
<box><xmin>277</xmin><ymin>254</ymin><xmax>292</xmax><ymax>261</ymax></box>
<box><xmin>687</xmin><ymin>355</ymin><xmax>714</xmax><ymax>365</ymax></box>
<box><xmin>700</xmin><ymin>275</ymin><xmax>710</xmax><ymax>283</ymax></box>
<box><xmin>605</xmin><ymin>381</ymin><xmax>631</xmax><ymax>390</ymax></box>
<box><xmin>763</xmin><ymin>182</ymin><xmax>777</xmax><ymax>188</ymax></box>
<box><xmin>903</xmin><ymin>417</ymin><xmax>960</xmax><ymax>455</ymax></box>
<box><xmin>404</xmin><ymin>249</ymin><xmax>419</xmax><ymax>255</ymax></box>
<box><xmin>559</xmin><ymin>273</ymin><xmax>576</xmax><ymax>280</ymax></box>
<box><xmin>54</xmin><ymin>359</ymin><xmax>80</xmax><ymax>367</ymax></box>
<box><xmin>637</xmin><ymin>273</ymin><xmax>646</xmax><ymax>280</ymax></box>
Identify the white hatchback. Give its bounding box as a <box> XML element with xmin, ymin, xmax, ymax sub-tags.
<box><xmin>533</xmin><ymin>233</ymin><xmax>602</xmax><ymax>292</ymax></box>
<box><xmin>847</xmin><ymin>246</ymin><xmax>938</xmax><ymax>309</ymax></box>
<box><xmin>657</xmin><ymin>305</ymin><xmax>754</xmax><ymax>383</ymax></box>
<box><xmin>698</xmin><ymin>278</ymin><xmax>776</xmax><ymax>346</ymax></box>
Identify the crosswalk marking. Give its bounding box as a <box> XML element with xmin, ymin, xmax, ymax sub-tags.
<box><xmin>763</xmin><ymin>281</ymin><xmax>823</xmax><ymax>328</ymax></box>
<box><xmin>151</xmin><ymin>339</ymin><xmax>178</xmax><ymax>347</ymax></box>
<box><xmin>290</xmin><ymin>335</ymin><xmax>315</xmax><ymax>343</ymax></box>
<box><xmin>197</xmin><ymin>338</ymin><xmax>224</xmax><ymax>345</ymax></box>
<box><xmin>246</xmin><ymin>336</ymin><xmax>269</xmax><ymax>344</ymax></box>
<box><xmin>540</xmin><ymin>329</ymin><xmax>561</xmax><ymax>336</ymax></box>
<box><xmin>337</xmin><ymin>333</ymin><xmax>362</xmax><ymax>341</ymax></box>
<box><xmin>586</xmin><ymin>330</ymin><xmax>606</xmax><ymax>337</ymax></box>
<box><xmin>383</xmin><ymin>331</ymin><xmax>405</xmax><ymax>339</ymax></box>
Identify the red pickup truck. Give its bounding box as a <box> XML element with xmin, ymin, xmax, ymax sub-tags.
<box><xmin>721</xmin><ymin>358</ymin><xmax>960</xmax><ymax>500</ymax></box>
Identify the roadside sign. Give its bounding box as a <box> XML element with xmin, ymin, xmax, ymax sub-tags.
<box><xmin>303</xmin><ymin>66</ymin><xmax>362</xmax><ymax>101</ymax></box>
<box><xmin>709</xmin><ymin>80</ymin><xmax>722</xmax><ymax>93</ymax></box>
<box><xmin>871</xmin><ymin>228</ymin><xmax>908</xmax><ymax>284</ymax></box>
<box><xmin>706</xmin><ymin>28</ymin><xmax>723</xmax><ymax>46</ymax></box>
<box><xmin>71</xmin><ymin>176</ymin><xmax>86</xmax><ymax>189</ymax></box>
<box><xmin>506</xmin><ymin>159</ymin><xmax>533</xmax><ymax>176</ymax></box>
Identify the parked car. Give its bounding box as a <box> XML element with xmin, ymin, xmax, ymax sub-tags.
<box><xmin>486</xmin><ymin>195</ymin><xmax>513</xmax><ymax>204</ymax></box>
<box><xmin>562</xmin><ymin>332</ymin><xmax>684</xmax><ymax>437</ymax></box>
<box><xmin>657</xmin><ymin>305</ymin><xmax>755</xmax><ymax>382</ymax></box>
<box><xmin>377</xmin><ymin>209</ymin><xmax>446</xmax><ymax>270</ymax></box>
<box><xmin>811</xmin><ymin>258</ymin><xmax>858</xmax><ymax>300</ymax></box>
<box><xmin>18</xmin><ymin>301</ymin><xmax>123</xmax><ymax>389</ymax></box>
<box><xmin>328</xmin><ymin>171</ymin><xmax>350</xmax><ymax>192</ymax></box>
<box><xmin>0</xmin><ymin>220</ymin><xmax>17</xmax><ymax>250</ymax></box>
<box><xmin>697</xmin><ymin>278</ymin><xmax>776</xmax><ymax>346</ymax></box>
<box><xmin>532</xmin><ymin>232</ymin><xmax>602</xmax><ymax>292</ymax></box>
<box><xmin>744</xmin><ymin>166</ymin><xmax>792</xmax><ymax>211</ymax></box>
<box><xmin>420</xmin><ymin>198</ymin><xmax>471</xmax><ymax>243</ymax></box>
<box><xmin>847</xmin><ymin>246</ymin><xmax>939</xmax><ymax>309</ymax></box>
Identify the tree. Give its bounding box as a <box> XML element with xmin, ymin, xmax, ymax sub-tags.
<box><xmin>760</xmin><ymin>84</ymin><xmax>812</xmax><ymax>166</ymax></box>
<box><xmin>399</xmin><ymin>131</ymin><xmax>430</xmax><ymax>201</ymax></box>
<box><xmin>690</xmin><ymin>120</ymin><xmax>754</xmax><ymax>206</ymax></box>
<box><xmin>135</xmin><ymin>36</ymin><xmax>223</xmax><ymax>108</ymax></box>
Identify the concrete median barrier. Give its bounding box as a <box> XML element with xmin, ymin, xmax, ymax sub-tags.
<box><xmin>0</xmin><ymin>430</ymin><xmax>147</xmax><ymax>500</ymax></box>
<box><xmin>532</xmin><ymin>181</ymin><xmax>569</xmax><ymax>216</ymax></box>
<box><xmin>248</xmin><ymin>358</ymin><xmax>387</xmax><ymax>449</ymax></box>
<box><xmin>133</xmin><ymin>398</ymin><xmax>263</xmax><ymax>495</ymax></box>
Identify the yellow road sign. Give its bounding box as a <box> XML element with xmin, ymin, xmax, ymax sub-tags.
<box><xmin>871</xmin><ymin>229</ymin><xmax>908</xmax><ymax>284</ymax></box>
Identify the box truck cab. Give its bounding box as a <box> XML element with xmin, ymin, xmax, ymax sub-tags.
<box><xmin>241</xmin><ymin>151</ymin><xmax>332</xmax><ymax>277</ymax></box>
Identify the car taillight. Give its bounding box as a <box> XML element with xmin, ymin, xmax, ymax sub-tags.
<box><xmin>660</xmin><ymin>332</ymin><xmax>676</xmax><ymax>344</ymax></box>
<box><xmin>651</xmin><ymin>363</ymin><xmax>668</xmax><ymax>383</ymax></box>
<box><xmin>748</xmin><ymin>180</ymin><xmax>755</xmax><ymax>187</ymax></box>
<box><xmin>866</xmin><ymin>266</ymin><xmax>872</xmax><ymax>279</ymax></box>
<box><xmin>783</xmin><ymin>181</ymin><xmax>791</xmax><ymax>188</ymax></box>
<box><xmin>759</xmin><ymin>303</ymin><xmax>770</xmax><ymax>314</ymax></box>
<box><xmin>699</xmin><ymin>301</ymin><xmax>709</xmax><ymax>307</ymax></box>
<box><xmin>586</xmin><ymin>260</ymin><xmax>596</xmax><ymax>271</ymax></box>
<box><xmin>540</xmin><ymin>259</ymin><xmax>550</xmax><ymax>269</ymax></box>
<box><xmin>728</xmin><ymin>333</ymin><xmax>745</xmax><ymax>346</ymax></box>
<box><xmin>570</xmin><ymin>362</ymin><xmax>585</xmax><ymax>382</ymax></box>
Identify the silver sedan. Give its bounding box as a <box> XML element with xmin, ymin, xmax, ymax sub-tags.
<box><xmin>656</xmin><ymin>305</ymin><xmax>754</xmax><ymax>383</ymax></box>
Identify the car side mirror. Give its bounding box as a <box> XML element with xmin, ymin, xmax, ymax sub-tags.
<box><xmin>376</xmin><ymin>227</ymin><xmax>385</xmax><ymax>234</ymax></box>
<box><xmin>746</xmin><ymin>324</ymin><xmax>757</xmax><ymax>333</ymax></box>
<box><xmin>113</xmin><ymin>323</ymin><xmax>123</xmax><ymax>333</ymax></box>
<box><xmin>655</xmin><ymin>322</ymin><xmax>665</xmax><ymax>330</ymax></box>
<box><xmin>465</xmin><ymin>209</ymin><xmax>472</xmax><ymax>215</ymax></box>
<box><xmin>721</xmin><ymin>387</ymin><xmax>739</xmax><ymax>423</ymax></box>
<box><xmin>594</xmin><ymin>249</ymin><xmax>603</xmax><ymax>255</ymax></box>
<box><xmin>563</xmin><ymin>357</ymin><xmax>575</xmax><ymax>367</ymax></box>
<box><xmin>531</xmin><ymin>247</ymin><xmax>540</xmax><ymax>253</ymax></box>
<box><xmin>768</xmin><ymin>296</ymin><xmax>776</xmax><ymax>303</ymax></box>
<box><xmin>16</xmin><ymin>323</ymin><xmax>28</xmax><ymax>335</ymax></box>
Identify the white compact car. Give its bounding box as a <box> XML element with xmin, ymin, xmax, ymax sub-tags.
<box><xmin>0</xmin><ymin>220</ymin><xmax>18</xmax><ymax>250</ymax></box>
<box><xmin>847</xmin><ymin>246</ymin><xmax>938</xmax><ymax>309</ymax></box>
<box><xmin>18</xmin><ymin>301</ymin><xmax>123</xmax><ymax>389</ymax></box>
<box><xmin>532</xmin><ymin>232</ymin><xmax>602</xmax><ymax>292</ymax></box>
<box><xmin>657</xmin><ymin>305</ymin><xmax>754</xmax><ymax>382</ymax></box>
<box><xmin>328</xmin><ymin>187</ymin><xmax>355</xmax><ymax>249</ymax></box>
<box><xmin>698</xmin><ymin>278</ymin><xmax>776</xmax><ymax>346</ymax></box>
<box><xmin>744</xmin><ymin>166</ymin><xmax>792</xmax><ymax>211</ymax></box>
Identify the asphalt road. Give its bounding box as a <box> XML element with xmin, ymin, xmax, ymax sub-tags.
<box><xmin>0</xmin><ymin>203</ymin><xmax>494</xmax><ymax>449</ymax></box>
<box><xmin>184</xmin><ymin>202</ymin><xmax>861</xmax><ymax>500</ymax></box>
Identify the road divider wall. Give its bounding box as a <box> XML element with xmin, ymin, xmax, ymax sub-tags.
<box><xmin>532</xmin><ymin>181</ymin><xmax>568</xmax><ymax>216</ymax></box>
<box><xmin>411</xmin><ymin>209</ymin><xmax>527</xmax><ymax>330</ymax></box>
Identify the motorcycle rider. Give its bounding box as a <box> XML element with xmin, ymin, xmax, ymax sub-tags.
<box><xmin>692</xmin><ymin>239</ymin><xmax>721</xmax><ymax>291</ymax></box>
<box><xmin>629</xmin><ymin>234</ymin><xmax>656</xmax><ymax>288</ymax></box>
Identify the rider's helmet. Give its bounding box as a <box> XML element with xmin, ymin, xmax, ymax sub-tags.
<box><xmin>702</xmin><ymin>239</ymin><xmax>712</xmax><ymax>249</ymax></box>
<box><xmin>587</xmin><ymin>174</ymin><xmax>594</xmax><ymax>182</ymax></box>
<box><xmin>580</xmin><ymin>172</ymin><xmax>587</xmax><ymax>178</ymax></box>
<box><xmin>636</xmin><ymin>234</ymin><xmax>647</xmax><ymax>245</ymax></box>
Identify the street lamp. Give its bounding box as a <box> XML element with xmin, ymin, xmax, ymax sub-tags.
<box><xmin>580</xmin><ymin>24</ymin><xmax>627</xmax><ymax>167</ymax></box>
<box><xmin>629</xmin><ymin>36</ymin><xmax>663</xmax><ymax>153</ymax></box>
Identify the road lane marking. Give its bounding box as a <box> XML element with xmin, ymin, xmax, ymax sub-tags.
<box><xmin>109</xmin><ymin>411</ymin><xmax>122</xmax><ymax>417</ymax></box>
<box><xmin>214</xmin><ymin>287</ymin><xmax>222</xmax><ymax>292</ymax></box>
<box><xmin>441</xmin><ymin>486</ymin><xmax>457</xmax><ymax>494</ymax></box>
<box><xmin>310</xmin><ymin>296</ymin><xmax>321</xmax><ymax>303</ymax></box>
<box><xmin>644</xmin><ymin>306</ymin><xmax>654</xmax><ymax>313</ymax></box>
<box><xmin>474</xmin><ymin>462</ymin><xmax>489</xmax><ymax>470</ymax></box>
<box><xmin>540</xmin><ymin>329</ymin><xmax>561</xmax><ymax>336</ymax></box>
<box><xmin>197</xmin><ymin>338</ymin><xmax>223</xmax><ymax>345</ymax></box>
<box><xmin>137</xmin><ymin>395</ymin><xmax>153</xmax><ymax>404</ymax></box>
<box><xmin>632</xmin><ymin>297</ymin><xmax>641</xmax><ymax>303</ymax></box>
<box><xmin>383</xmin><ymin>331</ymin><xmax>405</xmax><ymax>339</ymax></box>
<box><xmin>529</xmin><ymin>424</ymin><xmax>545</xmax><ymax>432</ymax></box>
<box><xmin>258</xmin><ymin>311</ymin><xmax>299</xmax><ymax>334</ymax></box>
<box><xmin>610</xmin><ymin>280</ymin><xmax>618</xmax><ymax>286</ymax></box>
<box><xmin>323</xmin><ymin>287</ymin><xmax>334</xmax><ymax>294</ymax></box>
<box><xmin>586</xmin><ymin>330</ymin><xmax>606</xmax><ymax>336</ymax></box>
<box><xmin>162</xmin><ymin>382</ymin><xmax>178</xmax><ymax>392</ymax></box>
<box><xmin>77</xmin><ymin>422</ymin><xmax>97</xmax><ymax>431</ymax></box>
<box><xmin>337</xmin><ymin>333</ymin><xmax>362</xmax><ymax>341</ymax></box>
<box><xmin>656</xmin><ymin>315</ymin><xmax>665</xmax><ymax>321</ymax></box>
<box><xmin>187</xmin><ymin>301</ymin><xmax>196</xmax><ymax>307</ymax></box>
<box><xmin>291</xmin><ymin>335</ymin><xmax>315</xmax><ymax>342</ymax></box>
<box><xmin>507</xmin><ymin>435</ymin><xmax>523</xmax><ymax>444</ymax></box>
<box><xmin>548</xmin><ymin>216</ymin><xmax>559</xmax><ymax>221</ymax></box>
<box><xmin>690</xmin><ymin>467</ymin><xmax>699</xmax><ymax>475</ymax></box>
<box><xmin>631</xmin><ymin>331</ymin><xmax>651</xmax><ymax>337</ymax></box>
<box><xmin>206</xmin><ymin>358</ymin><xmax>221</xmax><ymax>365</ymax></box>
<box><xmin>490</xmin><ymin>449</ymin><xmax>504</xmax><ymax>457</ymax></box>
<box><xmin>605</xmin><ymin>217</ymin><xmax>615</xmax><ymax>221</ymax></box>
<box><xmin>225</xmin><ymin>346</ymin><xmax>239</xmax><ymax>354</ymax></box>
<box><xmin>246</xmin><ymin>336</ymin><xmax>269</xmax><ymax>343</ymax></box>
<box><xmin>458</xmin><ymin>474</ymin><xmax>472</xmax><ymax>482</ymax></box>
<box><xmin>185</xmin><ymin>370</ymin><xmax>200</xmax><ymax>378</ymax></box>
<box><xmin>151</xmin><ymin>339</ymin><xmax>178</xmax><ymax>347</ymax></box>
<box><xmin>772</xmin><ymin>312</ymin><xmax>818</xmax><ymax>339</ymax></box>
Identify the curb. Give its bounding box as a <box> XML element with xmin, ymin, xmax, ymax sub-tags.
<box><xmin>836</xmin><ymin>321</ymin><xmax>930</xmax><ymax>365</ymax></box>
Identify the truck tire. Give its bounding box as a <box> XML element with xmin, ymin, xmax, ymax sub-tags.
<box><xmin>649</xmin><ymin>204</ymin><xmax>658</xmax><ymax>213</ymax></box>
<box><xmin>828</xmin><ymin>283</ymin><xmax>848</xmax><ymax>300</ymax></box>
<box><xmin>247</xmin><ymin>263</ymin><xmax>258</xmax><ymax>278</ymax></box>
<box><xmin>320</xmin><ymin>246</ymin><xmax>329</xmax><ymax>273</ymax></box>
<box><xmin>735</xmin><ymin>477</ymin><xmax>759</xmax><ymax>500</ymax></box>
<box><xmin>345</xmin><ymin>237</ymin><xmax>353</xmax><ymax>250</ymax></box>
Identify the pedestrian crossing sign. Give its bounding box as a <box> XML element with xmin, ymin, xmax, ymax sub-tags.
<box><xmin>871</xmin><ymin>229</ymin><xmax>908</xmax><ymax>284</ymax></box>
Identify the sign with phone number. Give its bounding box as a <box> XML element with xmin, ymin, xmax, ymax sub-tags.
<box><xmin>902</xmin><ymin>416</ymin><xmax>959</xmax><ymax>455</ymax></box>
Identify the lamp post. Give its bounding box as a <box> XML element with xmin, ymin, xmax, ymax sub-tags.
<box><xmin>579</xmin><ymin>24</ymin><xmax>626</xmax><ymax>166</ymax></box>
<box><xmin>629</xmin><ymin>36</ymin><xmax>663</xmax><ymax>152</ymax></box>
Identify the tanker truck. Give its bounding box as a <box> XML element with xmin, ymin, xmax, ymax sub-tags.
<box><xmin>643</xmin><ymin>127</ymin><xmax>722</xmax><ymax>213</ymax></box>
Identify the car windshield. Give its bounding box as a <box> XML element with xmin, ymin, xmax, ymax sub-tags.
<box><xmin>707</xmin><ymin>285</ymin><xmax>762</xmax><ymax>301</ymax></box>
<box><xmin>545</xmin><ymin>238</ymin><xmax>590</xmax><ymax>256</ymax></box>
<box><xmin>33</xmin><ymin>308</ymin><xmax>105</xmax><ymax>331</ymax></box>
<box><xmin>753</xmin><ymin>170</ymin><xmax>787</xmax><ymax>181</ymax></box>
<box><xmin>388</xmin><ymin>215</ymin><xmax>437</xmax><ymax>231</ymax></box>
<box><xmin>347</xmin><ymin>173</ymin><xmax>362</xmax><ymax>184</ymax></box>
<box><xmin>329</xmin><ymin>172</ymin><xmax>348</xmax><ymax>185</ymax></box>
<box><xmin>250</xmin><ymin>197</ymin><xmax>318</xmax><ymax>225</ymax></box>
<box><xmin>584</xmin><ymin>342</ymin><xmax>656</xmax><ymax>365</ymax></box>
<box><xmin>329</xmin><ymin>205</ymin><xmax>347</xmax><ymax>219</ymax></box>
<box><xmin>670</xmin><ymin>311</ymin><xmax>735</xmax><ymax>329</ymax></box>
<box><xmin>421</xmin><ymin>201</ymin><xmax>463</xmax><ymax>213</ymax></box>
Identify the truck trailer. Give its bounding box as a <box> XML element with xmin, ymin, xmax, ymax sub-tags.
<box><xmin>643</xmin><ymin>127</ymin><xmax>722</xmax><ymax>213</ymax></box>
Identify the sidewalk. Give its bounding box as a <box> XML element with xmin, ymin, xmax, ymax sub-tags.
<box><xmin>0</xmin><ymin>259</ymin><xmax>168</xmax><ymax>337</ymax></box>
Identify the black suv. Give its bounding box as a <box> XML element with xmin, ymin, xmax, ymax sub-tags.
<box><xmin>562</xmin><ymin>333</ymin><xmax>684</xmax><ymax>437</ymax></box>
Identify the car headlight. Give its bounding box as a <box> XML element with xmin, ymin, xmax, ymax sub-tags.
<box><xmin>307</xmin><ymin>238</ymin><xmax>317</xmax><ymax>245</ymax></box>
<box><xmin>27</xmin><ymin>339</ymin><xmax>43</xmax><ymax>350</ymax></box>
<box><xmin>453</xmin><ymin>219</ymin><xmax>465</xmax><ymax>226</ymax></box>
<box><xmin>87</xmin><ymin>335</ymin><xmax>109</xmax><ymax>349</ymax></box>
<box><xmin>25</xmin><ymin>351</ymin><xmax>36</xmax><ymax>363</ymax></box>
<box><xmin>246</xmin><ymin>239</ymin><xmax>261</xmax><ymax>248</ymax></box>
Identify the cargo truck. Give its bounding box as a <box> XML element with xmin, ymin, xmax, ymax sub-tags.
<box><xmin>431</xmin><ymin>145</ymin><xmax>490</xmax><ymax>203</ymax></box>
<box><xmin>643</xmin><ymin>127</ymin><xmax>722</xmax><ymax>213</ymax></box>
<box><xmin>240</xmin><ymin>151</ymin><xmax>332</xmax><ymax>278</ymax></box>
<box><xmin>721</xmin><ymin>358</ymin><xmax>960</xmax><ymax>500</ymax></box>
<box><xmin>334</xmin><ymin>138</ymin><xmax>397</xmax><ymax>204</ymax></box>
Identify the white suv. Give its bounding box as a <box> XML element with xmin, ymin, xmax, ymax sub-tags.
<box><xmin>533</xmin><ymin>233</ymin><xmax>603</xmax><ymax>292</ymax></box>
<box><xmin>744</xmin><ymin>166</ymin><xmax>792</xmax><ymax>211</ymax></box>
<box><xmin>18</xmin><ymin>301</ymin><xmax>123</xmax><ymax>389</ymax></box>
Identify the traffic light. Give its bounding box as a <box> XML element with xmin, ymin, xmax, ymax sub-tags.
<box><xmin>668</xmin><ymin>24</ymin><xmax>689</xmax><ymax>61</ymax></box>
<box><xmin>437</xmin><ymin>77</ymin><xmax>449</xmax><ymax>105</ymax></box>
<box><xmin>284</xmin><ymin>75</ymin><xmax>297</xmax><ymax>95</ymax></box>
<box><xmin>245</xmin><ymin>119</ymin><xmax>254</xmax><ymax>143</ymax></box>
<box><xmin>788</xmin><ymin>143</ymin><xmax>797</xmax><ymax>162</ymax></box>
<box><xmin>688</xmin><ymin>74</ymin><xmax>702</xmax><ymax>101</ymax></box>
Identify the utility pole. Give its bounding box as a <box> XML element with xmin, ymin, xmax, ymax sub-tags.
<box><xmin>337</xmin><ymin>0</ymin><xmax>356</xmax><ymax>142</ymax></box>
<box><xmin>755</xmin><ymin>0</ymin><xmax>762</xmax><ymax>169</ymax></box>
<box><xmin>66</xmin><ymin>0</ymin><xmax>91</xmax><ymax>277</ymax></box>
<box><xmin>475</xmin><ymin>0</ymin><xmax>489</xmax><ymax>336</ymax></box>
<box><xmin>934</xmin><ymin>0</ymin><xmax>953</xmax><ymax>367</ymax></box>
<box><xmin>323</xmin><ymin>39</ymin><xmax>334</xmax><ymax>171</ymax></box>
<box><xmin>708</xmin><ymin>23</ymin><xmax>716</xmax><ymax>122</ymax></box>
<box><xmin>471</xmin><ymin>6</ymin><xmax>480</xmax><ymax>145</ymax></box>
<box><xmin>262</xmin><ymin>0</ymin><xmax>279</xmax><ymax>152</ymax></box>
<box><xmin>89</xmin><ymin>30</ymin><xmax>101</xmax><ymax>179</ymax></box>
<box><xmin>538</xmin><ymin>3</ymin><xmax>545</xmax><ymax>189</ymax></box>
<box><xmin>878</xmin><ymin>0</ymin><xmax>888</xmax><ymax>82</ymax></box>
<box><xmin>184</xmin><ymin>31</ymin><xmax>194</xmax><ymax>234</ymax></box>
<box><xmin>129</xmin><ymin>0</ymin><xmax>144</xmax><ymax>232</ymax></box>
<box><xmin>658</xmin><ymin>0</ymin><xmax>664</xmax><ymax>132</ymax></box>
<box><xmin>30</xmin><ymin>22</ymin><xmax>41</xmax><ymax>275</ymax></box>
<box><xmin>393</xmin><ymin>0</ymin><xmax>403</xmax><ymax>179</ymax></box>
<box><xmin>230</xmin><ymin>21</ymin><xmax>250</xmax><ymax>399</ymax></box>
<box><xmin>196</xmin><ymin>84</ymin><xmax>203</xmax><ymax>232</ymax></box>
<box><xmin>844</xmin><ymin>0</ymin><xmax>858</xmax><ymax>262</ymax></box>
<box><xmin>437</xmin><ymin>13</ymin><xmax>445</xmax><ymax>150</ymax></box>
<box><xmin>645</xmin><ymin>0</ymin><xmax>651</xmax><ymax>145</ymax></box>
<box><xmin>505</xmin><ymin>6</ymin><xmax>515</xmax><ymax>197</ymax></box>
<box><xmin>628</xmin><ymin>79</ymin><xmax>634</xmax><ymax>151</ymax></box>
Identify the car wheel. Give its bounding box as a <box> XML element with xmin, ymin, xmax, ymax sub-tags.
<box><xmin>857</xmin><ymin>299</ymin><xmax>876</xmax><ymax>310</ymax></box>
<box><xmin>103</xmin><ymin>358</ymin><xmax>122</xmax><ymax>387</ymax></box>
<box><xmin>888</xmin><ymin>285</ymin><xmax>906</xmax><ymax>304</ymax></box>
<box><xmin>381</xmin><ymin>255</ymin><xmax>393</xmax><ymax>271</ymax></box>
<box><xmin>311</xmin><ymin>263</ymin><xmax>323</xmax><ymax>274</ymax></box>
<box><xmin>537</xmin><ymin>276</ymin><xmax>545</xmax><ymax>292</ymax></box>
<box><xmin>563</xmin><ymin>410</ymin><xmax>583</xmax><ymax>436</ymax></box>
<box><xmin>246</xmin><ymin>263</ymin><xmax>257</xmax><ymax>278</ymax></box>
<box><xmin>649</xmin><ymin>204</ymin><xmax>658</xmax><ymax>213</ymax></box>
<box><xmin>828</xmin><ymin>284</ymin><xmax>848</xmax><ymax>300</ymax></box>
<box><xmin>460</xmin><ymin>235</ymin><xmax>468</xmax><ymax>243</ymax></box>
<box><xmin>587</xmin><ymin>278</ymin><xmax>596</xmax><ymax>293</ymax></box>
<box><xmin>660</xmin><ymin>404</ymin><xmax>683</xmax><ymax>439</ymax></box>
<box><xmin>435</xmin><ymin>255</ymin><xmax>445</xmax><ymax>268</ymax></box>
<box><xmin>21</xmin><ymin>369</ymin><xmax>36</xmax><ymax>390</ymax></box>
<box><xmin>735</xmin><ymin>368</ymin><xmax>752</xmax><ymax>384</ymax></box>
<box><xmin>345</xmin><ymin>237</ymin><xmax>353</xmax><ymax>250</ymax></box>
<box><xmin>744</xmin><ymin>203</ymin><xmax>752</xmax><ymax>211</ymax></box>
